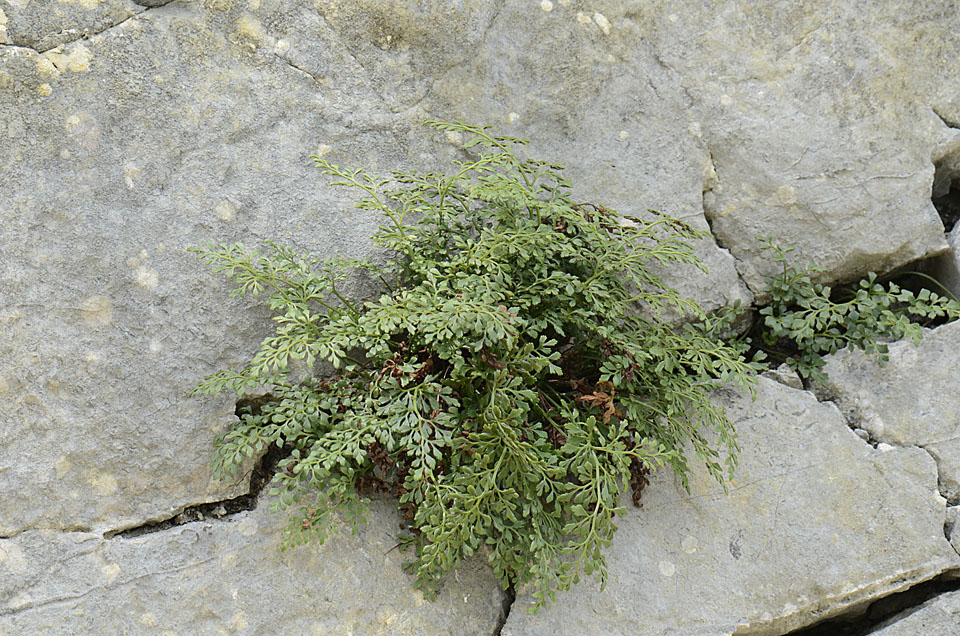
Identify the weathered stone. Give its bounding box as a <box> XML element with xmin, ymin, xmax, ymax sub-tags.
<box><xmin>0</xmin><ymin>0</ymin><xmax>142</xmax><ymax>52</ymax></box>
<box><xmin>502</xmin><ymin>377</ymin><xmax>958</xmax><ymax>636</ymax></box>
<box><xmin>0</xmin><ymin>497</ymin><xmax>505</xmax><ymax>635</ymax></box>
<box><xmin>818</xmin><ymin>321</ymin><xmax>960</xmax><ymax>501</ymax></box>
<box><xmin>0</xmin><ymin>0</ymin><xmax>749</xmax><ymax>536</ymax></box>
<box><xmin>868</xmin><ymin>590</ymin><xmax>960</xmax><ymax>635</ymax></box>
<box><xmin>932</xmin><ymin>223</ymin><xmax>960</xmax><ymax>300</ymax></box>
<box><xmin>619</xmin><ymin>2</ymin><xmax>960</xmax><ymax>294</ymax></box>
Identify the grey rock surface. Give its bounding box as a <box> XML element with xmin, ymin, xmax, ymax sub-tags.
<box><xmin>819</xmin><ymin>321</ymin><xmax>960</xmax><ymax>501</ymax></box>
<box><xmin>0</xmin><ymin>497</ymin><xmax>505</xmax><ymax>635</ymax></box>
<box><xmin>868</xmin><ymin>590</ymin><xmax>960</xmax><ymax>635</ymax></box>
<box><xmin>0</xmin><ymin>0</ymin><xmax>750</xmax><ymax>536</ymax></box>
<box><xmin>502</xmin><ymin>377</ymin><xmax>959</xmax><ymax>636</ymax></box>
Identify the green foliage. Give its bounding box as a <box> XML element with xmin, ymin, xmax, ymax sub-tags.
<box><xmin>191</xmin><ymin>121</ymin><xmax>759</xmax><ymax>608</ymax></box>
<box><xmin>753</xmin><ymin>237</ymin><xmax>960</xmax><ymax>384</ymax></box>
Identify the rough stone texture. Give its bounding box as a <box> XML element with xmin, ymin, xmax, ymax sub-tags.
<box><xmin>0</xmin><ymin>0</ymin><xmax>751</xmax><ymax>537</ymax></box>
<box><xmin>502</xmin><ymin>377</ymin><xmax>958</xmax><ymax>636</ymax></box>
<box><xmin>637</xmin><ymin>2</ymin><xmax>960</xmax><ymax>294</ymax></box>
<box><xmin>3</xmin><ymin>0</ymin><xmax>960</xmax><ymax>631</ymax></box>
<box><xmin>0</xmin><ymin>497</ymin><xmax>505</xmax><ymax>635</ymax></box>
<box><xmin>933</xmin><ymin>223</ymin><xmax>960</xmax><ymax>300</ymax></box>
<box><xmin>0</xmin><ymin>0</ymin><xmax>143</xmax><ymax>52</ymax></box>
<box><xmin>867</xmin><ymin>590</ymin><xmax>960</xmax><ymax>635</ymax></box>
<box><xmin>818</xmin><ymin>321</ymin><xmax>960</xmax><ymax>502</ymax></box>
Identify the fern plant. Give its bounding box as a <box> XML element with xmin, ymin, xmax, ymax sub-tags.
<box><xmin>753</xmin><ymin>238</ymin><xmax>960</xmax><ymax>384</ymax></box>
<box><xmin>191</xmin><ymin>121</ymin><xmax>759</xmax><ymax>608</ymax></box>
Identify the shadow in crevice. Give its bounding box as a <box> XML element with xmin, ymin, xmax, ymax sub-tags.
<box><xmin>784</xmin><ymin>573</ymin><xmax>960</xmax><ymax>636</ymax></box>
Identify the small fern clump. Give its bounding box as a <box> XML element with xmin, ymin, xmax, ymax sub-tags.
<box><xmin>191</xmin><ymin>122</ymin><xmax>759</xmax><ymax>607</ymax></box>
<box><xmin>754</xmin><ymin>238</ymin><xmax>960</xmax><ymax>384</ymax></box>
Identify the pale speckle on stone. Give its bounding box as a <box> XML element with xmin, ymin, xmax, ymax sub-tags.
<box><xmin>149</xmin><ymin>338</ymin><xmax>162</xmax><ymax>353</ymax></box>
<box><xmin>230</xmin><ymin>611</ymin><xmax>248</xmax><ymax>630</ymax></box>
<box><xmin>315</xmin><ymin>143</ymin><xmax>332</xmax><ymax>157</ymax></box>
<box><xmin>101</xmin><ymin>563</ymin><xmax>121</xmax><ymax>581</ymax></box>
<box><xmin>235</xmin><ymin>15</ymin><xmax>264</xmax><ymax>49</ymax></box>
<box><xmin>540</xmin><ymin>0</ymin><xmax>553</xmax><ymax>12</ymax></box>
<box><xmin>215</xmin><ymin>201</ymin><xmax>236</xmax><ymax>222</ymax></box>
<box><xmin>55</xmin><ymin>456</ymin><xmax>72</xmax><ymax>478</ymax></box>
<box><xmin>236</xmin><ymin>517</ymin><xmax>258</xmax><ymax>536</ymax></box>
<box><xmin>44</xmin><ymin>44</ymin><xmax>93</xmax><ymax>73</ymax></box>
<box><xmin>90</xmin><ymin>472</ymin><xmax>119</xmax><ymax>496</ymax></box>
<box><xmin>877</xmin><ymin>443</ymin><xmax>896</xmax><ymax>453</ymax></box>
<box><xmin>689</xmin><ymin>122</ymin><xmax>703</xmax><ymax>138</ymax></box>
<box><xmin>682</xmin><ymin>535</ymin><xmax>699</xmax><ymax>554</ymax></box>
<box><xmin>619</xmin><ymin>130</ymin><xmax>629</xmax><ymax>140</ymax></box>
<box><xmin>721</xmin><ymin>94</ymin><xmax>733</xmax><ymax>106</ymax></box>
<box><xmin>123</xmin><ymin>162</ymin><xmax>141</xmax><ymax>189</ymax></box>
<box><xmin>35</xmin><ymin>56</ymin><xmax>59</xmax><ymax>78</ymax></box>
<box><xmin>593</xmin><ymin>12</ymin><xmax>611</xmax><ymax>35</ymax></box>
<box><xmin>66</xmin><ymin>114</ymin><xmax>82</xmax><ymax>129</ymax></box>
<box><xmin>508</xmin><ymin>112</ymin><xmax>520</xmax><ymax>124</ymax></box>
<box><xmin>658</xmin><ymin>560</ymin><xmax>676</xmax><ymax>577</ymax></box>
<box><xmin>375</xmin><ymin>606</ymin><xmax>398</xmax><ymax>626</ymax></box>
<box><xmin>37</xmin><ymin>83</ymin><xmax>52</xmax><ymax>96</ymax></box>
<box><xmin>140</xmin><ymin>613</ymin><xmax>158</xmax><ymax>627</ymax></box>
<box><xmin>668</xmin><ymin>13</ymin><xmax>679</xmax><ymax>22</ymax></box>
<box><xmin>274</xmin><ymin>39</ymin><xmax>290</xmax><ymax>55</ymax></box>
<box><xmin>135</xmin><ymin>266</ymin><xmax>159</xmax><ymax>290</ymax></box>
<box><xmin>444</xmin><ymin>130</ymin><xmax>463</xmax><ymax>145</ymax></box>
<box><xmin>247</xmin><ymin>0</ymin><xmax>261</xmax><ymax>10</ymax></box>
<box><xmin>80</xmin><ymin>295</ymin><xmax>112</xmax><ymax>326</ymax></box>
<box><xmin>576</xmin><ymin>11</ymin><xmax>592</xmax><ymax>25</ymax></box>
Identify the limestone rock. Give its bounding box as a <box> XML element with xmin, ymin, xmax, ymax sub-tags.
<box><xmin>0</xmin><ymin>498</ymin><xmax>505</xmax><ymax>635</ymax></box>
<box><xmin>818</xmin><ymin>321</ymin><xmax>960</xmax><ymax>501</ymax></box>
<box><xmin>0</xmin><ymin>0</ymin><xmax>749</xmax><ymax>536</ymax></box>
<box><xmin>868</xmin><ymin>590</ymin><xmax>960</xmax><ymax>635</ymax></box>
<box><xmin>0</xmin><ymin>0</ymin><xmax>142</xmax><ymax>52</ymax></box>
<box><xmin>501</xmin><ymin>377</ymin><xmax>959</xmax><ymax>636</ymax></box>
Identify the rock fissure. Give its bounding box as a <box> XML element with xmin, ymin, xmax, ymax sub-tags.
<box><xmin>933</xmin><ymin>107</ymin><xmax>960</xmax><ymax>131</ymax></box>
<box><xmin>272</xmin><ymin>53</ymin><xmax>323</xmax><ymax>84</ymax></box>
<box><xmin>105</xmin><ymin>439</ymin><xmax>286</xmax><ymax>539</ymax></box>
<box><xmin>492</xmin><ymin>585</ymin><xmax>516</xmax><ymax>636</ymax></box>
<box><xmin>782</xmin><ymin>573</ymin><xmax>960</xmax><ymax>636</ymax></box>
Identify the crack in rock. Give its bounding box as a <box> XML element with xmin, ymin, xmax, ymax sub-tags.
<box><xmin>783</xmin><ymin>573</ymin><xmax>960</xmax><ymax>636</ymax></box>
<box><xmin>492</xmin><ymin>585</ymin><xmax>515</xmax><ymax>636</ymax></box>
<box><xmin>933</xmin><ymin>106</ymin><xmax>960</xmax><ymax>131</ymax></box>
<box><xmin>4</xmin><ymin>0</ymin><xmax>176</xmax><ymax>55</ymax></box>
<box><xmin>105</xmin><ymin>440</ymin><xmax>286</xmax><ymax>539</ymax></box>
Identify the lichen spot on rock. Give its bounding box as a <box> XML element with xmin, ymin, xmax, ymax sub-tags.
<box><xmin>682</xmin><ymin>535</ymin><xmax>699</xmax><ymax>554</ymax></box>
<box><xmin>593</xmin><ymin>12</ymin><xmax>611</xmax><ymax>35</ymax></box>
<box><xmin>89</xmin><ymin>472</ymin><xmax>119</xmax><ymax>496</ymax></box>
<box><xmin>234</xmin><ymin>14</ymin><xmax>264</xmax><ymax>50</ymax></box>
<box><xmin>44</xmin><ymin>43</ymin><xmax>93</xmax><ymax>73</ymax></box>
<box><xmin>215</xmin><ymin>200</ymin><xmax>236</xmax><ymax>222</ymax></box>
<box><xmin>540</xmin><ymin>0</ymin><xmax>553</xmax><ymax>12</ymax></box>
<box><xmin>80</xmin><ymin>294</ymin><xmax>112</xmax><ymax>326</ymax></box>
<box><xmin>135</xmin><ymin>266</ymin><xmax>159</xmax><ymax>290</ymax></box>
<box><xmin>658</xmin><ymin>560</ymin><xmax>676</xmax><ymax>577</ymax></box>
<box><xmin>37</xmin><ymin>82</ymin><xmax>52</xmax><ymax>96</ymax></box>
<box><xmin>54</xmin><ymin>456</ymin><xmax>72</xmax><ymax>478</ymax></box>
<box><xmin>101</xmin><ymin>563</ymin><xmax>121</xmax><ymax>582</ymax></box>
<box><xmin>59</xmin><ymin>0</ymin><xmax>102</xmax><ymax>9</ymax></box>
<box><xmin>237</xmin><ymin>517</ymin><xmax>258</xmax><ymax>536</ymax></box>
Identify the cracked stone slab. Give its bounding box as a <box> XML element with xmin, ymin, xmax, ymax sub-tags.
<box><xmin>612</xmin><ymin>1</ymin><xmax>960</xmax><ymax>293</ymax></box>
<box><xmin>817</xmin><ymin>321</ymin><xmax>960</xmax><ymax>501</ymax></box>
<box><xmin>0</xmin><ymin>497</ymin><xmax>505</xmax><ymax>635</ymax></box>
<box><xmin>0</xmin><ymin>0</ymin><xmax>750</xmax><ymax>535</ymax></box>
<box><xmin>867</xmin><ymin>589</ymin><xmax>960</xmax><ymax>635</ymax></box>
<box><xmin>0</xmin><ymin>0</ymin><xmax>144</xmax><ymax>52</ymax></box>
<box><xmin>501</xmin><ymin>377</ymin><xmax>959</xmax><ymax>636</ymax></box>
